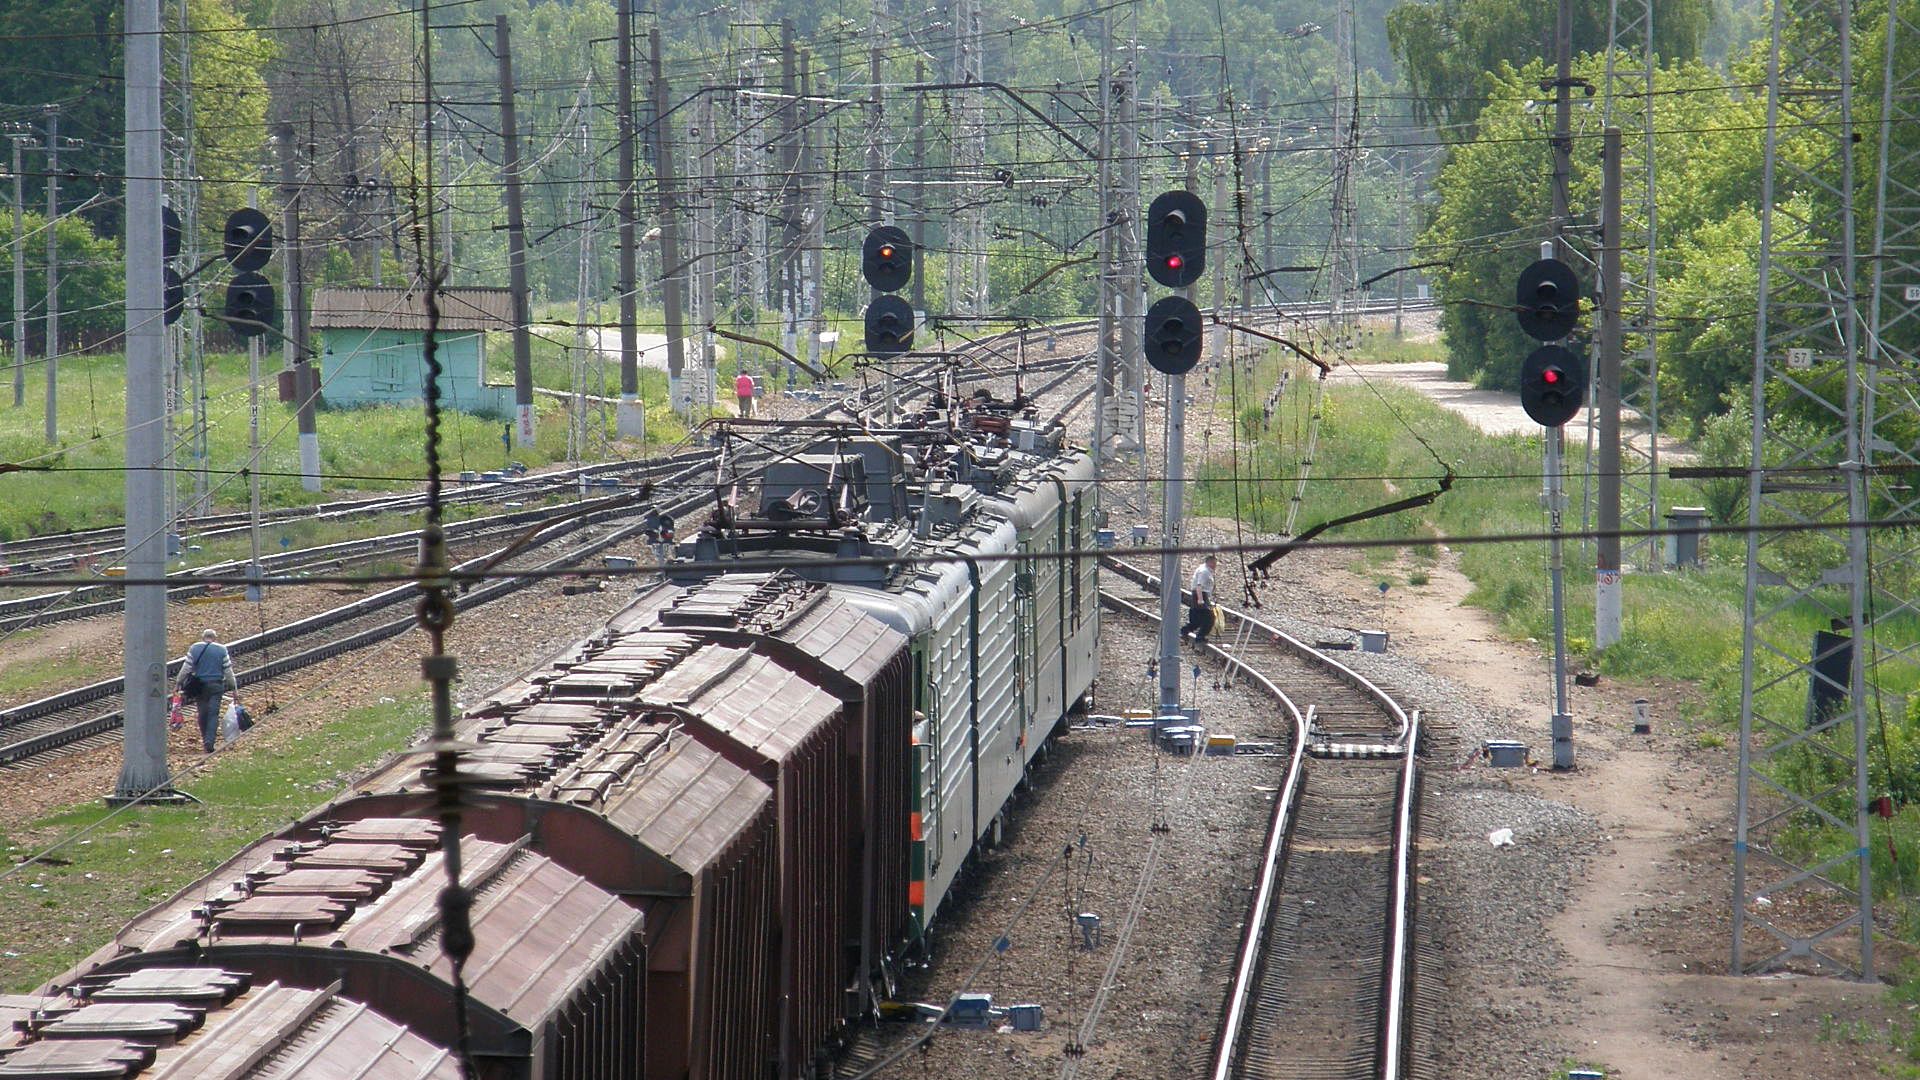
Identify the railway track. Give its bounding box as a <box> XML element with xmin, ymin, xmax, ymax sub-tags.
<box><xmin>1098</xmin><ymin>557</ymin><xmax>1421</xmax><ymax>1080</ymax></box>
<box><xmin>0</xmin><ymin>326</ymin><xmax>1103</xmax><ymax>770</ymax></box>
<box><xmin>0</xmin><ymin>451</ymin><xmax>708</xmax><ymax>578</ymax></box>
<box><xmin>0</xmin><ymin>452</ymin><xmax>726</xmax><ymax>636</ymax></box>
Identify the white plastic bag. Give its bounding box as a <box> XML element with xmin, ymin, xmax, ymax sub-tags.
<box><xmin>221</xmin><ymin>703</ymin><xmax>243</xmax><ymax>745</ymax></box>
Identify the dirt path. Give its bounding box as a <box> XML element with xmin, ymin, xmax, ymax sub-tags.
<box><xmin>1331</xmin><ymin>360</ymin><xmax>1695</xmax><ymax>464</ymax></box>
<box><xmin>1329</xmin><ymin>552</ymin><xmax>1902</xmax><ymax>1079</ymax></box>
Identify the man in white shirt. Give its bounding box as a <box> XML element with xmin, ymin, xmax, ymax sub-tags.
<box><xmin>1180</xmin><ymin>554</ymin><xmax>1218</xmax><ymax>646</ymax></box>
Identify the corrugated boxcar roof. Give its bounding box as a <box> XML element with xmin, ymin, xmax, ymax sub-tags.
<box><xmin>598</xmin><ymin>735</ymin><xmax>771</xmax><ymax>877</ymax></box>
<box><xmin>308</xmin><ymin>286</ymin><xmax>514</xmax><ymax>332</ymax></box>
<box><xmin>618</xmin><ymin>574</ymin><xmax>906</xmax><ymax>689</ymax></box>
<box><xmin>778</xmin><ymin>596</ymin><xmax>904</xmax><ymax>687</ymax></box>
<box><xmin>639</xmin><ymin>645</ymin><xmax>840</xmax><ymax>763</ymax></box>
<box><xmin>0</xmin><ymin>973</ymin><xmax>460</xmax><ymax>1080</ymax></box>
<box><xmin>105</xmin><ymin>834</ymin><xmax>641</xmax><ymax>1033</ymax></box>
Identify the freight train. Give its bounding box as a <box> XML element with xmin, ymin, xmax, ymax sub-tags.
<box><xmin>5</xmin><ymin>394</ymin><xmax>1099</xmax><ymax>1080</ymax></box>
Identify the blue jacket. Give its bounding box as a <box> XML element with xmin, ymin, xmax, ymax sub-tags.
<box><xmin>183</xmin><ymin>642</ymin><xmax>233</xmax><ymax>688</ymax></box>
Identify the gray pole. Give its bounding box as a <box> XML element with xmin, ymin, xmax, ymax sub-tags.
<box><xmin>10</xmin><ymin>137</ymin><xmax>25</xmax><ymax>408</ymax></box>
<box><xmin>1091</xmin><ymin>14</ymin><xmax>1116</xmax><ymax>478</ymax></box>
<box><xmin>649</xmin><ymin>28</ymin><xmax>688</xmax><ymax>406</ymax></box>
<box><xmin>1551</xmin><ymin>0</ymin><xmax>1573</xmax><ymax>257</ymax></box>
<box><xmin>802</xmin><ymin>54</ymin><xmax>825</xmax><ymax>385</ymax></box>
<box><xmin>1596</xmin><ymin>128</ymin><xmax>1623</xmax><ymax>650</ymax></box>
<box><xmin>866</xmin><ymin>47</ymin><xmax>885</xmax><ymax>228</ymax></box>
<box><xmin>278</xmin><ymin>124</ymin><xmax>319</xmax><ymax>491</ymax></box>
<box><xmin>1393</xmin><ymin>155</ymin><xmax>1408</xmax><ymax>339</ymax></box>
<box><xmin>777</xmin><ymin>22</ymin><xmax>799</xmax><ymax>387</ymax></box>
<box><xmin>1157</xmin><ymin>388</ymin><xmax>1189</xmax><ymax>711</ymax></box>
<box><xmin>615</xmin><ymin>0</ymin><xmax>643</xmax><ymax>438</ymax></box>
<box><xmin>1547</xmin><ymin>424</ymin><xmax>1574</xmax><ymax>769</ymax></box>
<box><xmin>1210</xmin><ymin>170</ymin><xmax>1228</xmax><ymax>367</ymax></box>
<box><xmin>43</xmin><ymin>107</ymin><xmax>60</xmax><ymax>444</ymax></box>
<box><xmin>1118</xmin><ymin>39</ymin><xmax>1143</xmax><ymax>461</ymax></box>
<box><xmin>495</xmin><ymin>15</ymin><xmax>536</xmax><ymax>448</ymax></box>
<box><xmin>113</xmin><ymin>0</ymin><xmax>171</xmax><ymax>801</ymax></box>
<box><xmin>910</xmin><ymin>61</ymin><xmax>927</xmax><ymax>315</ymax></box>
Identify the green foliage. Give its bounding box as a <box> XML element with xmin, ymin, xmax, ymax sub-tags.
<box><xmin>1386</xmin><ymin>0</ymin><xmax>1711</xmax><ymax>131</ymax></box>
<box><xmin>0</xmin><ymin>212</ymin><xmax>126</xmax><ymax>347</ymax></box>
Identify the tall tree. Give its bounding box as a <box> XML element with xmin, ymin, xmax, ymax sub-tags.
<box><xmin>1385</xmin><ymin>0</ymin><xmax>1712</xmax><ymax>132</ymax></box>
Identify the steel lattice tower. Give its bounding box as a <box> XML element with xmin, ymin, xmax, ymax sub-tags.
<box><xmin>1602</xmin><ymin>0</ymin><xmax>1662</xmax><ymax>569</ymax></box>
<box><xmin>946</xmin><ymin>0</ymin><xmax>988</xmax><ymax>317</ymax></box>
<box><xmin>1327</xmin><ymin>0</ymin><xmax>1360</xmax><ymax>353</ymax></box>
<box><xmin>1735</xmin><ymin>0</ymin><xmax>1878</xmax><ymax>978</ymax></box>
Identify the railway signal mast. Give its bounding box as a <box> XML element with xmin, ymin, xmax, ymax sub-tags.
<box><xmin>1515</xmin><ymin>251</ymin><xmax>1586</xmax><ymax>771</ymax></box>
<box><xmin>1144</xmin><ymin>190</ymin><xmax>1206</xmax><ymax>711</ymax></box>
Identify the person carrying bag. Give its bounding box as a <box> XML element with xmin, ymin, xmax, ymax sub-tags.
<box><xmin>177</xmin><ymin>629</ymin><xmax>237</xmax><ymax>754</ymax></box>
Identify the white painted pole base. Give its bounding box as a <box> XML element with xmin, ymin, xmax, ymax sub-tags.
<box><xmin>514</xmin><ymin>403</ymin><xmax>536</xmax><ymax>448</ymax></box>
<box><xmin>616</xmin><ymin>394</ymin><xmax>645</xmax><ymax>439</ymax></box>
<box><xmin>1595</xmin><ymin>570</ymin><xmax>1622</xmax><ymax>650</ymax></box>
<box><xmin>298</xmin><ymin>433</ymin><xmax>321</xmax><ymax>492</ymax></box>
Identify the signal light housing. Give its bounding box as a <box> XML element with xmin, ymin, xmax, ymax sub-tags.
<box><xmin>223</xmin><ymin>271</ymin><xmax>276</xmax><ymax>338</ymax></box>
<box><xmin>223</xmin><ymin>207</ymin><xmax>274</xmax><ymax>272</ymax></box>
<box><xmin>1515</xmin><ymin>257</ymin><xmax>1581</xmax><ymax>341</ymax></box>
<box><xmin>1519</xmin><ymin>344</ymin><xmax>1587</xmax><ymax>427</ymax></box>
<box><xmin>861</xmin><ymin>225</ymin><xmax>914</xmax><ymax>294</ymax></box>
<box><xmin>1145</xmin><ymin>190</ymin><xmax>1206</xmax><ymax>289</ymax></box>
<box><xmin>864</xmin><ymin>294</ymin><xmax>914</xmax><ymax>356</ymax></box>
<box><xmin>1144</xmin><ymin>296</ymin><xmax>1203</xmax><ymax>376</ymax></box>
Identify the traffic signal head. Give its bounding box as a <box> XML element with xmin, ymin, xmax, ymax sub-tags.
<box><xmin>224</xmin><ymin>271</ymin><xmax>276</xmax><ymax>338</ymax></box>
<box><xmin>162</xmin><ymin>205</ymin><xmax>181</xmax><ymax>262</ymax></box>
<box><xmin>1144</xmin><ymin>296</ymin><xmax>1203</xmax><ymax>375</ymax></box>
<box><xmin>1146</xmin><ymin>190</ymin><xmax>1207</xmax><ymax>288</ymax></box>
<box><xmin>1515</xmin><ymin>257</ymin><xmax>1580</xmax><ymax>341</ymax></box>
<box><xmin>163</xmin><ymin>268</ymin><xmax>185</xmax><ymax>326</ymax></box>
<box><xmin>1519</xmin><ymin>344</ymin><xmax>1587</xmax><ymax>426</ymax></box>
<box><xmin>223</xmin><ymin>207</ymin><xmax>274</xmax><ymax>272</ymax></box>
<box><xmin>864</xmin><ymin>294</ymin><xmax>914</xmax><ymax>355</ymax></box>
<box><xmin>862</xmin><ymin>225</ymin><xmax>913</xmax><ymax>293</ymax></box>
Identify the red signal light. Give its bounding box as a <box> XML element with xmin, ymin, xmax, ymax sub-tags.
<box><xmin>1166</xmin><ymin>255</ymin><xmax>1184</xmax><ymax>271</ymax></box>
<box><xmin>1542</xmin><ymin>369</ymin><xmax>1560</xmax><ymax>384</ymax></box>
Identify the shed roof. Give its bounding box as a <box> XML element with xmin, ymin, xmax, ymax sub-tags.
<box><xmin>310</xmin><ymin>287</ymin><xmax>515</xmax><ymax>332</ymax></box>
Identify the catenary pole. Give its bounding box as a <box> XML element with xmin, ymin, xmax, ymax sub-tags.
<box><xmin>615</xmin><ymin>0</ymin><xmax>644</xmax><ymax>437</ymax></box>
<box><xmin>1596</xmin><ymin>128</ymin><xmax>1624</xmax><ymax>649</ymax></box>
<box><xmin>649</xmin><ymin>27</ymin><xmax>689</xmax><ymax>409</ymax></box>
<box><xmin>496</xmin><ymin>15</ymin><xmax>536</xmax><ymax>447</ymax></box>
<box><xmin>277</xmin><ymin>123</ymin><xmax>319</xmax><ymax>491</ymax></box>
<box><xmin>9</xmin><ymin>135</ymin><xmax>25</xmax><ymax>409</ymax></box>
<box><xmin>43</xmin><ymin>106</ymin><xmax>61</xmax><ymax>444</ymax></box>
<box><xmin>113</xmin><ymin>0</ymin><xmax>172</xmax><ymax>801</ymax></box>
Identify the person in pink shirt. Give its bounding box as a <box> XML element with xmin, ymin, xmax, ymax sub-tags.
<box><xmin>735</xmin><ymin>371</ymin><xmax>756</xmax><ymax>416</ymax></box>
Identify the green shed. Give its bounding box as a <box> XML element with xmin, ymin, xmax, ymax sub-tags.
<box><xmin>310</xmin><ymin>285</ymin><xmax>517</xmax><ymax>415</ymax></box>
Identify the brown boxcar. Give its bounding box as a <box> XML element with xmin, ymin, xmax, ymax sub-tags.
<box><xmin>345</xmin><ymin>640</ymin><xmax>783</xmax><ymax>1080</ymax></box>
<box><xmin>619</xmin><ymin>573</ymin><xmax>915</xmax><ymax>987</ymax></box>
<box><xmin>52</xmin><ymin>819</ymin><xmax>648</xmax><ymax>1080</ymax></box>
<box><xmin>0</xmin><ymin>967</ymin><xmax>464</xmax><ymax>1079</ymax></box>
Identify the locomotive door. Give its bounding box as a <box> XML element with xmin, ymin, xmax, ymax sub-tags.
<box><xmin>1014</xmin><ymin>556</ymin><xmax>1035</xmax><ymax>743</ymax></box>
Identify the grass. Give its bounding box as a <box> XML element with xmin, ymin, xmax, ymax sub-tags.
<box><xmin>0</xmin><ymin>350</ymin><xmax>694</xmax><ymax>544</ymax></box>
<box><xmin>1197</xmin><ymin>344</ymin><xmax>1920</xmax><ymax>915</ymax></box>
<box><xmin>0</xmin><ymin>691</ymin><xmax>430</xmax><ymax>992</ymax></box>
<box><xmin>1352</xmin><ymin>334</ymin><xmax>1449</xmax><ymax>365</ymax></box>
<box><xmin>0</xmin><ymin>648</ymin><xmax>117</xmax><ymax>699</ymax></box>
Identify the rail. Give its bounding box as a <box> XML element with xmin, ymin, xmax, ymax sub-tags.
<box><xmin>1099</xmin><ymin>555</ymin><xmax>1419</xmax><ymax>1079</ymax></box>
